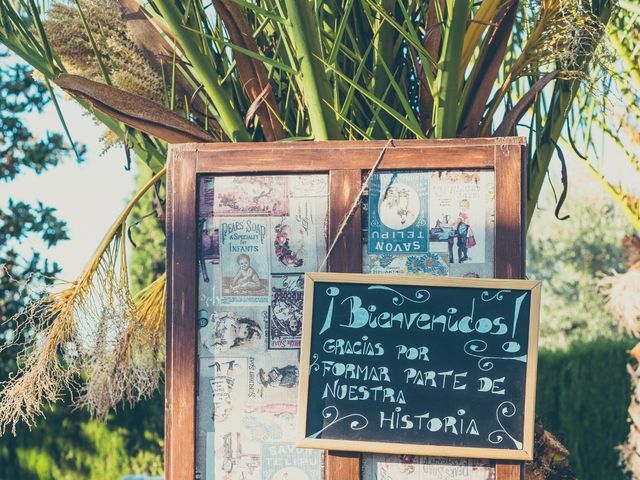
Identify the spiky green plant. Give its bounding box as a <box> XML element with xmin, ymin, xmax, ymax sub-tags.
<box><xmin>0</xmin><ymin>0</ymin><xmax>631</xmax><ymax>428</ymax></box>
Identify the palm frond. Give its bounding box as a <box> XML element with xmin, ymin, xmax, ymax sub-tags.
<box><xmin>0</xmin><ymin>169</ymin><xmax>166</xmax><ymax>433</ymax></box>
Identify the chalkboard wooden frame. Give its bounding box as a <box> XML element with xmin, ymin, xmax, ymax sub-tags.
<box><xmin>166</xmin><ymin>138</ymin><xmax>527</xmax><ymax>480</ymax></box>
<box><xmin>297</xmin><ymin>272</ymin><xmax>541</xmax><ymax>460</ymax></box>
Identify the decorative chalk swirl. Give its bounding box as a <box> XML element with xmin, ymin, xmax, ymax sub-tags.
<box><xmin>463</xmin><ymin>339</ymin><xmax>527</xmax><ymax>371</ymax></box>
<box><xmin>481</xmin><ymin>290</ymin><xmax>511</xmax><ymax>302</ymax></box>
<box><xmin>308</xmin><ymin>406</ymin><xmax>369</xmax><ymax>439</ymax></box>
<box><xmin>488</xmin><ymin>402</ymin><xmax>523</xmax><ymax>449</ymax></box>
<box><xmin>309</xmin><ymin>354</ymin><xmax>320</xmax><ymax>373</ymax></box>
<box><xmin>368</xmin><ymin>286</ymin><xmax>430</xmax><ymax>305</ymax></box>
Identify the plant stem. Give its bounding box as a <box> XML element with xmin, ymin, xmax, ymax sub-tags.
<box><xmin>434</xmin><ymin>0</ymin><xmax>470</xmax><ymax>138</ymax></box>
<box><xmin>152</xmin><ymin>0</ymin><xmax>251</xmax><ymax>142</ymax></box>
<box><xmin>283</xmin><ymin>0</ymin><xmax>342</xmax><ymax>140</ymax></box>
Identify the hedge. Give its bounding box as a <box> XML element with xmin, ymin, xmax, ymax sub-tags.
<box><xmin>536</xmin><ymin>339</ymin><xmax>635</xmax><ymax>480</ymax></box>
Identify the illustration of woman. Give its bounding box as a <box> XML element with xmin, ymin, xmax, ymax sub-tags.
<box><xmin>453</xmin><ymin>199</ymin><xmax>476</xmax><ymax>263</ymax></box>
<box><xmin>272</xmin><ymin>298</ymin><xmax>303</xmax><ymax>337</ymax></box>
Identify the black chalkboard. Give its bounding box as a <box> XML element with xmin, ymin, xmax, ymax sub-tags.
<box><xmin>297</xmin><ymin>273</ymin><xmax>541</xmax><ymax>460</ymax></box>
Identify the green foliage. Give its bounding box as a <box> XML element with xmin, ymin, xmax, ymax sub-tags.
<box><xmin>128</xmin><ymin>161</ymin><xmax>165</xmax><ymax>295</ymax></box>
<box><xmin>528</xmin><ymin>174</ymin><xmax>630</xmax><ymax>350</ymax></box>
<box><xmin>0</xmin><ymin>51</ymin><xmax>83</xmax><ymax>380</ymax></box>
<box><xmin>536</xmin><ymin>339</ymin><xmax>635</xmax><ymax>480</ymax></box>
<box><xmin>0</xmin><ymin>51</ymin><xmax>84</xmax><ymax>180</ymax></box>
<box><xmin>0</xmin><ymin>393</ymin><xmax>164</xmax><ymax>479</ymax></box>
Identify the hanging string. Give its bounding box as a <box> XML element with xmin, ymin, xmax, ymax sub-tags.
<box><xmin>318</xmin><ymin>139</ymin><xmax>395</xmax><ymax>272</ymax></box>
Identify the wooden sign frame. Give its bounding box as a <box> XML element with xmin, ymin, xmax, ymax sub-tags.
<box><xmin>166</xmin><ymin>138</ymin><xmax>527</xmax><ymax>480</ymax></box>
<box><xmin>297</xmin><ymin>273</ymin><xmax>541</xmax><ymax>460</ymax></box>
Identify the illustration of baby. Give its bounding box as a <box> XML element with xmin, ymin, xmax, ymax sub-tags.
<box><xmin>230</xmin><ymin>254</ymin><xmax>262</xmax><ymax>292</ymax></box>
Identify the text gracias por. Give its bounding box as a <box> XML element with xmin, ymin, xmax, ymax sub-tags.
<box><xmin>311</xmin><ymin>285</ymin><xmax>528</xmax><ymax>438</ymax></box>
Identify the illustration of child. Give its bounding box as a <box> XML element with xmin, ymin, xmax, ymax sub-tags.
<box><xmin>206</xmin><ymin>312</ymin><xmax>263</xmax><ymax>352</ymax></box>
<box><xmin>230</xmin><ymin>254</ymin><xmax>262</xmax><ymax>292</ymax></box>
<box><xmin>258</xmin><ymin>365</ymin><xmax>299</xmax><ymax>389</ymax></box>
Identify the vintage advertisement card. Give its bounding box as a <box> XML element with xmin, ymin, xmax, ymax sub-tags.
<box><xmin>362</xmin><ymin>455</ymin><xmax>495</xmax><ymax>480</ymax></box>
<box><xmin>209</xmin><ymin>430</ymin><xmax>262</xmax><ymax>480</ymax></box>
<box><xmin>269</xmin><ymin>274</ymin><xmax>304</xmax><ymax>349</ymax></box>
<box><xmin>368</xmin><ymin>172</ymin><xmax>429</xmax><ymax>254</ymax></box>
<box><xmin>200</xmin><ymin>307</ymin><xmax>268</xmax><ymax>356</ymax></box>
<box><xmin>428</xmin><ymin>171</ymin><xmax>489</xmax><ymax>264</ymax></box>
<box><xmin>287</xmin><ymin>174</ymin><xmax>328</xmax><ymax>198</ymax></box>
<box><xmin>270</xmin><ymin>197</ymin><xmax>327</xmax><ymax>274</ymax></box>
<box><xmin>261</xmin><ymin>443</ymin><xmax>323</xmax><ymax>480</ymax></box>
<box><xmin>220</xmin><ymin>218</ymin><xmax>270</xmax><ymax>304</ymax></box>
<box><xmin>214</xmin><ymin>176</ymin><xmax>289</xmax><ymax>217</ymax></box>
<box><xmin>364</xmin><ymin>252</ymin><xmax>449</xmax><ymax>276</ymax></box>
<box><xmin>249</xmin><ymin>352</ymin><xmax>300</xmax><ymax>407</ymax></box>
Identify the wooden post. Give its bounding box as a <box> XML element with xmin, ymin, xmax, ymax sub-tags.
<box><xmin>325</xmin><ymin>169</ymin><xmax>363</xmax><ymax>479</ymax></box>
<box><xmin>165</xmin><ymin>148</ymin><xmax>198</xmax><ymax>479</ymax></box>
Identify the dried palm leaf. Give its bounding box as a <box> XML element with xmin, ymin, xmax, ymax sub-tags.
<box><xmin>0</xmin><ymin>168</ymin><xmax>166</xmax><ymax>434</ymax></box>
<box><xmin>599</xmin><ymin>262</ymin><xmax>640</xmax><ymax>338</ymax></box>
<box><xmin>55</xmin><ymin>74</ymin><xmax>213</xmax><ymax>143</ymax></box>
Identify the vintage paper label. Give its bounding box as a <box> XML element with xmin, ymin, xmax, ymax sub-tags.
<box><xmin>428</xmin><ymin>171</ymin><xmax>489</xmax><ymax>264</ymax></box>
<box><xmin>261</xmin><ymin>443</ymin><xmax>323</xmax><ymax>480</ymax></box>
<box><xmin>220</xmin><ymin>218</ymin><xmax>270</xmax><ymax>304</ymax></box>
<box><xmin>269</xmin><ymin>274</ymin><xmax>304</xmax><ymax>349</ymax></box>
<box><xmin>287</xmin><ymin>174</ymin><xmax>328</xmax><ymax>197</ymax></box>
<box><xmin>249</xmin><ymin>353</ymin><xmax>300</xmax><ymax>407</ymax></box>
<box><xmin>200</xmin><ymin>307</ymin><xmax>268</xmax><ymax>356</ymax></box>
<box><xmin>214</xmin><ymin>176</ymin><xmax>289</xmax><ymax>217</ymax></box>
<box><xmin>362</xmin><ymin>455</ymin><xmax>495</xmax><ymax>480</ymax></box>
<box><xmin>365</xmin><ymin>252</ymin><xmax>449</xmax><ymax>276</ymax></box>
<box><xmin>270</xmin><ymin>197</ymin><xmax>328</xmax><ymax>274</ymax></box>
<box><xmin>368</xmin><ymin>172</ymin><xmax>429</xmax><ymax>254</ymax></box>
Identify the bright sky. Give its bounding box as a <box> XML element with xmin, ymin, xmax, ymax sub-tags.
<box><xmin>1</xmin><ymin>77</ymin><xmax>135</xmax><ymax>279</ymax></box>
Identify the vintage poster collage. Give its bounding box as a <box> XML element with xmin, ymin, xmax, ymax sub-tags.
<box><xmin>361</xmin><ymin>169</ymin><xmax>497</xmax><ymax>479</ymax></box>
<box><xmin>196</xmin><ymin>174</ymin><xmax>328</xmax><ymax>480</ymax></box>
<box><xmin>196</xmin><ymin>170</ymin><xmax>498</xmax><ymax>480</ymax></box>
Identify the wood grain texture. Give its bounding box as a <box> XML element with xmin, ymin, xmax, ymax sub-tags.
<box><xmin>496</xmin><ymin>461</ymin><xmax>523</xmax><ymax>480</ymax></box>
<box><xmin>191</xmin><ymin>138</ymin><xmax>526</xmax><ymax>173</ymax></box>
<box><xmin>494</xmin><ymin>143</ymin><xmax>526</xmax><ymax>279</ymax></box>
<box><xmin>166</xmin><ymin>147</ymin><xmax>198</xmax><ymax>479</ymax></box>
<box><xmin>326</xmin><ymin>170</ymin><xmax>363</xmax><ymax>479</ymax></box>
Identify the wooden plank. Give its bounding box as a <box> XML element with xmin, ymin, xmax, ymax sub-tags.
<box><xmin>165</xmin><ymin>147</ymin><xmax>198</xmax><ymax>479</ymax></box>
<box><xmin>196</xmin><ymin>147</ymin><xmax>495</xmax><ymax>173</ymax></box>
<box><xmin>326</xmin><ymin>169</ymin><xmax>363</xmax><ymax>480</ymax></box>
<box><xmin>496</xmin><ymin>461</ymin><xmax>523</xmax><ymax>480</ymax></box>
<box><xmin>494</xmin><ymin>143</ymin><xmax>526</xmax><ymax>279</ymax></box>
<box><xmin>190</xmin><ymin>139</ymin><xmax>527</xmax><ymax>175</ymax></box>
<box><xmin>185</xmin><ymin>137</ymin><xmax>526</xmax><ymax>153</ymax></box>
